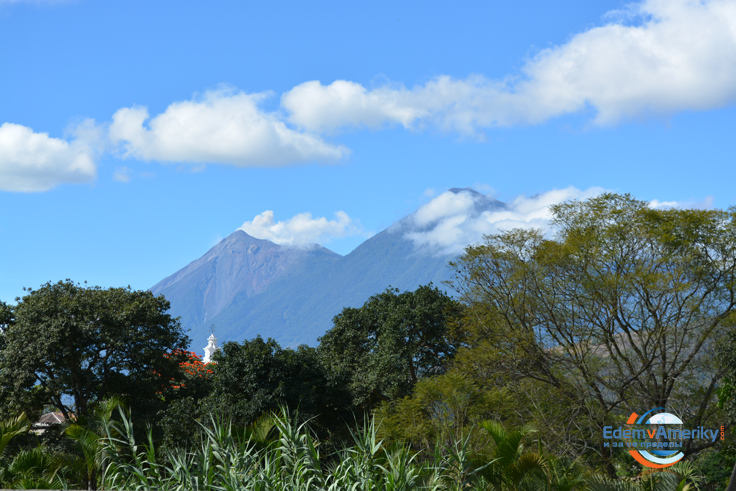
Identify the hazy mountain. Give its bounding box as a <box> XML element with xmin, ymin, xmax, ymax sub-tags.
<box><xmin>152</xmin><ymin>188</ymin><xmax>505</xmax><ymax>348</ymax></box>
<box><xmin>150</xmin><ymin>232</ymin><xmax>340</xmax><ymax>334</ymax></box>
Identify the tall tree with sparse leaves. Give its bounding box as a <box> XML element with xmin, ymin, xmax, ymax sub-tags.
<box><xmin>450</xmin><ymin>193</ymin><xmax>736</xmax><ymax>476</ymax></box>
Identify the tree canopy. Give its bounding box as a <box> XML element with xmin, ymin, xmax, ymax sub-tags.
<box><xmin>449</xmin><ymin>193</ymin><xmax>736</xmax><ymax>474</ymax></box>
<box><xmin>0</xmin><ymin>280</ymin><xmax>189</xmax><ymax>421</ymax></box>
<box><xmin>318</xmin><ymin>283</ymin><xmax>463</xmax><ymax>408</ymax></box>
<box><xmin>207</xmin><ymin>336</ymin><xmax>349</xmax><ymax>422</ymax></box>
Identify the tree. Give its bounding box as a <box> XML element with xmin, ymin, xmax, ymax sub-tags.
<box><xmin>0</xmin><ymin>280</ymin><xmax>189</xmax><ymax>422</ymax></box>
<box><xmin>450</xmin><ymin>194</ymin><xmax>736</xmax><ymax>475</ymax></box>
<box><xmin>199</xmin><ymin>336</ymin><xmax>351</xmax><ymax>440</ymax></box>
<box><xmin>0</xmin><ymin>299</ymin><xmax>11</xmax><ymax>338</ymax></box>
<box><xmin>715</xmin><ymin>327</ymin><xmax>736</xmax><ymax>487</ymax></box>
<box><xmin>318</xmin><ymin>284</ymin><xmax>463</xmax><ymax>409</ymax></box>
<box><xmin>0</xmin><ymin>301</ymin><xmax>17</xmax><ymax>415</ymax></box>
<box><xmin>0</xmin><ymin>300</ymin><xmax>12</xmax><ymax>386</ymax></box>
<box><xmin>375</xmin><ymin>371</ymin><xmax>501</xmax><ymax>452</ymax></box>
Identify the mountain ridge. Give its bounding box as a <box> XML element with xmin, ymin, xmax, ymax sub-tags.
<box><xmin>151</xmin><ymin>188</ymin><xmax>506</xmax><ymax>348</ymax></box>
<box><xmin>151</xmin><ymin>231</ymin><xmax>340</xmax><ymax>330</ymax></box>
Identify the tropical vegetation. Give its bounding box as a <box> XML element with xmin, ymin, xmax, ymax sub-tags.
<box><xmin>1</xmin><ymin>193</ymin><xmax>735</xmax><ymax>489</ymax></box>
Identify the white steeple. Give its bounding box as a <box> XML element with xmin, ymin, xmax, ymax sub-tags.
<box><xmin>203</xmin><ymin>333</ymin><xmax>219</xmax><ymax>363</ymax></box>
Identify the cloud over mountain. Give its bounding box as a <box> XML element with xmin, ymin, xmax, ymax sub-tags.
<box><xmin>402</xmin><ymin>187</ymin><xmax>606</xmax><ymax>255</ymax></box>
<box><xmin>238</xmin><ymin>209</ymin><xmax>365</xmax><ymax>246</ymax></box>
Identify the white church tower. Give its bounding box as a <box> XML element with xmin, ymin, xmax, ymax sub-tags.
<box><xmin>203</xmin><ymin>332</ymin><xmax>220</xmax><ymax>363</ymax></box>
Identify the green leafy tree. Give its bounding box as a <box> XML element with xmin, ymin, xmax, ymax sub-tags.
<box><xmin>376</xmin><ymin>371</ymin><xmax>503</xmax><ymax>452</ymax></box>
<box><xmin>194</xmin><ymin>336</ymin><xmax>351</xmax><ymax>443</ymax></box>
<box><xmin>0</xmin><ymin>280</ymin><xmax>189</xmax><ymax>422</ymax></box>
<box><xmin>715</xmin><ymin>329</ymin><xmax>736</xmax><ymax>487</ymax></box>
<box><xmin>451</xmin><ymin>344</ymin><xmax>600</xmax><ymax>468</ymax></box>
<box><xmin>0</xmin><ymin>299</ymin><xmax>10</xmax><ymax>344</ymax></box>
<box><xmin>318</xmin><ymin>284</ymin><xmax>463</xmax><ymax>409</ymax></box>
<box><xmin>450</xmin><ymin>193</ymin><xmax>736</xmax><ymax>476</ymax></box>
<box><xmin>0</xmin><ymin>301</ymin><xmax>15</xmax><ymax>414</ymax></box>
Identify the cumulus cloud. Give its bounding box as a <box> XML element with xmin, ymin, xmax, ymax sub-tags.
<box><xmin>238</xmin><ymin>210</ymin><xmax>364</xmax><ymax>246</ymax></box>
<box><xmin>109</xmin><ymin>88</ymin><xmax>349</xmax><ymax>167</ymax></box>
<box><xmin>403</xmin><ymin>187</ymin><xmax>606</xmax><ymax>255</ymax></box>
<box><xmin>7</xmin><ymin>0</ymin><xmax>735</xmax><ymax>190</ymax></box>
<box><xmin>281</xmin><ymin>80</ymin><xmax>425</xmax><ymax>133</ymax></box>
<box><xmin>282</xmin><ymin>0</ymin><xmax>736</xmax><ymax>134</ymax></box>
<box><xmin>0</xmin><ymin>123</ymin><xmax>96</xmax><ymax>192</ymax></box>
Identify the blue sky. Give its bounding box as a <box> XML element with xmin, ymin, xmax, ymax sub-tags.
<box><xmin>1</xmin><ymin>0</ymin><xmax>735</xmax><ymax>303</ymax></box>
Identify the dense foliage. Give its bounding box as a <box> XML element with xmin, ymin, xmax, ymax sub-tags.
<box><xmin>446</xmin><ymin>193</ymin><xmax>736</xmax><ymax>477</ymax></box>
<box><xmin>157</xmin><ymin>337</ymin><xmax>353</xmax><ymax>449</ymax></box>
<box><xmin>0</xmin><ymin>193</ymin><xmax>734</xmax><ymax>489</ymax></box>
<box><xmin>0</xmin><ymin>280</ymin><xmax>189</xmax><ymax>423</ymax></box>
<box><xmin>319</xmin><ymin>284</ymin><xmax>462</xmax><ymax>408</ymax></box>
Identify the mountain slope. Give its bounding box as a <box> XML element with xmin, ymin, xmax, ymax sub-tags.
<box><xmin>205</xmin><ymin>225</ymin><xmax>455</xmax><ymax>346</ymax></box>
<box><xmin>150</xmin><ymin>231</ymin><xmax>340</xmax><ymax>331</ymax></box>
<box><xmin>153</xmin><ymin>188</ymin><xmax>506</xmax><ymax>348</ymax></box>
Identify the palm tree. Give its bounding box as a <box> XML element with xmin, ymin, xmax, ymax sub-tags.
<box><xmin>588</xmin><ymin>461</ymin><xmax>705</xmax><ymax>491</ymax></box>
<box><xmin>0</xmin><ymin>447</ymin><xmax>62</xmax><ymax>489</ymax></box>
<box><xmin>479</xmin><ymin>421</ymin><xmax>548</xmax><ymax>491</ymax></box>
<box><xmin>65</xmin><ymin>396</ymin><xmax>124</xmax><ymax>490</ymax></box>
<box><xmin>0</xmin><ymin>412</ymin><xmax>30</xmax><ymax>456</ymax></box>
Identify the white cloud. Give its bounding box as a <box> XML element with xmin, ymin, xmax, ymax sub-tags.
<box><xmin>109</xmin><ymin>88</ymin><xmax>349</xmax><ymax>167</ymax></box>
<box><xmin>0</xmin><ymin>123</ymin><xmax>96</xmax><ymax>192</ymax></box>
<box><xmin>412</xmin><ymin>191</ymin><xmax>479</xmax><ymax>228</ymax></box>
<box><xmin>403</xmin><ymin>187</ymin><xmax>605</xmax><ymax>255</ymax></box>
<box><xmin>405</xmin><ymin>188</ymin><xmax>717</xmax><ymax>255</ymax></box>
<box><xmin>648</xmin><ymin>199</ymin><xmax>680</xmax><ymax>209</ymax></box>
<box><xmin>7</xmin><ymin>0</ymin><xmax>734</xmax><ymax>189</ymax></box>
<box><xmin>282</xmin><ymin>0</ymin><xmax>736</xmax><ymax>133</ymax></box>
<box><xmin>238</xmin><ymin>210</ymin><xmax>364</xmax><ymax>246</ymax></box>
<box><xmin>281</xmin><ymin>80</ymin><xmax>425</xmax><ymax>133</ymax></box>
<box><xmin>649</xmin><ymin>196</ymin><xmax>714</xmax><ymax>209</ymax></box>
